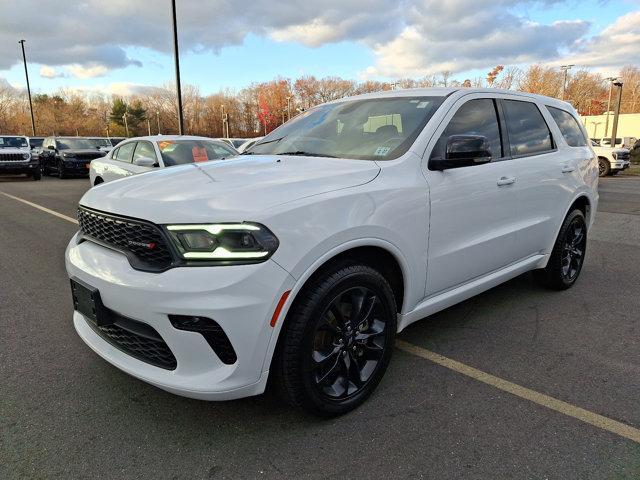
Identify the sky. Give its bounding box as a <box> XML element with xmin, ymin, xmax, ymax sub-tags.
<box><xmin>0</xmin><ymin>0</ymin><xmax>638</xmax><ymax>97</ymax></box>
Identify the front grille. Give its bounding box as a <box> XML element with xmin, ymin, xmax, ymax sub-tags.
<box><xmin>616</xmin><ymin>151</ymin><xmax>630</xmax><ymax>160</ymax></box>
<box><xmin>0</xmin><ymin>153</ymin><xmax>27</xmax><ymax>162</ymax></box>
<box><xmin>74</xmin><ymin>153</ymin><xmax>103</xmax><ymax>160</ymax></box>
<box><xmin>77</xmin><ymin>206</ymin><xmax>174</xmax><ymax>272</ymax></box>
<box><xmin>85</xmin><ymin>313</ymin><xmax>177</xmax><ymax>370</ymax></box>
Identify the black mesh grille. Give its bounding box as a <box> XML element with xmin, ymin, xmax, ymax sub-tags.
<box><xmin>616</xmin><ymin>151</ymin><xmax>630</xmax><ymax>160</ymax></box>
<box><xmin>0</xmin><ymin>153</ymin><xmax>27</xmax><ymax>161</ymax></box>
<box><xmin>85</xmin><ymin>315</ymin><xmax>177</xmax><ymax>370</ymax></box>
<box><xmin>77</xmin><ymin>207</ymin><xmax>174</xmax><ymax>272</ymax></box>
<box><xmin>169</xmin><ymin>315</ymin><xmax>237</xmax><ymax>364</ymax></box>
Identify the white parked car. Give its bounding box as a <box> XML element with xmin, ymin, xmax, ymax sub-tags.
<box><xmin>66</xmin><ymin>88</ymin><xmax>598</xmax><ymax>416</ymax></box>
<box><xmin>89</xmin><ymin>135</ymin><xmax>238</xmax><ymax>186</ymax></box>
<box><xmin>591</xmin><ymin>140</ymin><xmax>630</xmax><ymax>176</ymax></box>
<box><xmin>0</xmin><ymin>135</ymin><xmax>40</xmax><ymax>180</ymax></box>
<box><xmin>237</xmin><ymin>137</ymin><xmax>263</xmax><ymax>153</ymax></box>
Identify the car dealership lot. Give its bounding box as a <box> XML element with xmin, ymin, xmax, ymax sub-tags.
<box><xmin>1</xmin><ymin>176</ymin><xmax>640</xmax><ymax>479</ymax></box>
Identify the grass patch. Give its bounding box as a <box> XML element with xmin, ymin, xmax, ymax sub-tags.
<box><xmin>621</xmin><ymin>165</ymin><xmax>640</xmax><ymax>176</ymax></box>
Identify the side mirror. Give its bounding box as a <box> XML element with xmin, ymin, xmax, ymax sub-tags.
<box><xmin>133</xmin><ymin>157</ymin><xmax>157</xmax><ymax>168</ymax></box>
<box><xmin>47</xmin><ymin>145</ymin><xmax>55</xmax><ymax>151</ymax></box>
<box><xmin>430</xmin><ymin>135</ymin><xmax>492</xmax><ymax>170</ymax></box>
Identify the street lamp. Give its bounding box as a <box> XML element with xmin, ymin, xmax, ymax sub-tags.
<box><xmin>156</xmin><ymin>110</ymin><xmax>161</xmax><ymax>134</ymax></box>
<box><xmin>18</xmin><ymin>40</ymin><xmax>36</xmax><ymax>136</ymax></box>
<box><xmin>122</xmin><ymin>113</ymin><xmax>129</xmax><ymax>137</ymax></box>
<box><xmin>609</xmin><ymin>80</ymin><xmax>623</xmax><ymax>148</ymax></box>
<box><xmin>589</xmin><ymin>121</ymin><xmax>602</xmax><ymax>138</ymax></box>
<box><xmin>286</xmin><ymin>96</ymin><xmax>291</xmax><ymax>121</ymax></box>
<box><xmin>560</xmin><ymin>64</ymin><xmax>574</xmax><ymax>100</ymax></box>
<box><xmin>604</xmin><ymin>76</ymin><xmax>618</xmax><ymax>139</ymax></box>
<box><xmin>171</xmin><ymin>0</ymin><xmax>184</xmax><ymax>135</ymax></box>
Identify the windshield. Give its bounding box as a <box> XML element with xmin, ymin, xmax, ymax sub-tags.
<box><xmin>88</xmin><ymin>138</ymin><xmax>110</xmax><ymax>147</ymax></box>
<box><xmin>156</xmin><ymin>139</ymin><xmax>237</xmax><ymax>166</ymax></box>
<box><xmin>231</xmin><ymin>139</ymin><xmax>245</xmax><ymax>148</ymax></box>
<box><xmin>0</xmin><ymin>136</ymin><xmax>29</xmax><ymax>148</ymax></box>
<box><xmin>248</xmin><ymin>96</ymin><xmax>444</xmax><ymax>160</ymax></box>
<box><xmin>57</xmin><ymin>138</ymin><xmax>96</xmax><ymax>150</ymax></box>
<box><xmin>29</xmin><ymin>138</ymin><xmax>43</xmax><ymax>148</ymax></box>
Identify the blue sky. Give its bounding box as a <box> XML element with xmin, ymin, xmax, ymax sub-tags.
<box><xmin>1</xmin><ymin>0</ymin><xmax>638</xmax><ymax>95</ymax></box>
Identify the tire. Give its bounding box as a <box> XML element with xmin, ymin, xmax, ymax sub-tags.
<box><xmin>41</xmin><ymin>162</ymin><xmax>49</xmax><ymax>176</ymax></box>
<box><xmin>598</xmin><ymin>157</ymin><xmax>610</xmax><ymax>177</ymax></box>
<box><xmin>272</xmin><ymin>263</ymin><xmax>397</xmax><ymax>417</ymax></box>
<box><xmin>534</xmin><ymin>209</ymin><xmax>587</xmax><ymax>290</ymax></box>
<box><xmin>57</xmin><ymin>161</ymin><xmax>67</xmax><ymax>179</ymax></box>
<box><xmin>609</xmin><ymin>170</ymin><xmax>619</xmax><ymax>176</ymax></box>
<box><xmin>32</xmin><ymin>168</ymin><xmax>41</xmax><ymax>181</ymax></box>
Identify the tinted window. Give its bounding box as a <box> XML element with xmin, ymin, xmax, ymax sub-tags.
<box><xmin>29</xmin><ymin>138</ymin><xmax>43</xmax><ymax>149</ymax></box>
<box><xmin>133</xmin><ymin>141</ymin><xmax>157</xmax><ymax>163</ymax></box>
<box><xmin>114</xmin><ymin>142</ymin><xmax>136</xmax><ymax>162</ymax></box>
<box><xmin>433</xmin><ymin>98</ymin><xmax>502</xmax><ymax>159</ymax></box>
<box><xmin>57</xmin><ymin>138</ymin><xmax>96</xmax><ymax>150</ymax></box>
<box><xmin>0</xmin><ymin>136</ymin><xmax>29</xmax><ymax>148</ymax></box>
<box><xmin>157</xmin><ymin>140</ymin><xmax>236</xmax><ymax>166</ymax></box>
<box><xmin>547</xmin><ymin>107</ymin><xmax>586</xmax><ymax>147</ymax></box>
<box><xmin>503</xmin><ymin>100</ymin><xmax>553</xmax><ymax>156</ymax></box>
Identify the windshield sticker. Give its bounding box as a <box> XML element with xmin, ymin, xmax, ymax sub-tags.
<box><xmin>158</xmin><ymin>140</ymin><xmax>178</xmax><ymax>152</ymax></box>
<box><xmin>416</xmin><ymin>101</ymin><xmax>429</xmax><ymax>109</ymax></box>
<box><xmin>192</xmin><ymin>146</ymin><xmax>209</xmax><ymax>163</ymax></box>
<box><xmin>409</xmin><ymin>100</ymin><xmax>420</xmax><ymax>103</ymax></box>
<box><xmin>374</xmin><ymin>146</ymin><xmax>391</xmax><ymax>156</ymax></box>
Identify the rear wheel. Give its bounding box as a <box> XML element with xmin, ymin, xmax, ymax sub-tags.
<box><xmin>534</xmin><ymin>209</ymin><xmax>587</xmax><ymax>290</ymax></box>
<box><xmin>272</xmin><ymin>263</ymin><xmax>397</xmax><ymax>416</ymax></box>
<box><xmin>32</xmin><ymin>168</ymin><xmax>41</xmax><ymax>181</ymax></box>
<box><xmin>598</xmin><ymin>157</ymin><xmax>610</xmax><ymax>177</ymax></box>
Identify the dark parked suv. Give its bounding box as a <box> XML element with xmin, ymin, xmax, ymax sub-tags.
<box><xmin>41</xmin><ymin>137</ymin><xmax>105</xmax><ymax>178</ymax></box>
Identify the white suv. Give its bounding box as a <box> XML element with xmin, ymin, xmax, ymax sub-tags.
<box><xmin>591</xmin><ymin>140</ymin><xmax>630</xmax><ymax>176</ymax></box>
<box><xmin>66</xmin><ymin>88</ymin><xmax>598</xmax><ymax>416</ymax></box>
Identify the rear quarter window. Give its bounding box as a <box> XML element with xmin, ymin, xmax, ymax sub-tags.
<box><xmin>547</xmin><ymin>107</ymin><xmax>587</xmax><ymax>147</ymax></box>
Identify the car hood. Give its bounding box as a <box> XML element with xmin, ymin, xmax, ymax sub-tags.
<box><xmin>61</xmin><ymin>149</ymin><xmax>105</xmax><ymax>156</ymax></box>
<box><xmin>80</xmin><ymin>155</ymin><xmax>380</xmax><ymax>223</ymax></box>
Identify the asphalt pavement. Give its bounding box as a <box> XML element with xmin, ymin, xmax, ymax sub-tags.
<box><xmin>1</xmin><ymin>174</ymin><xmax>639</xmax><ymax>479</ymax></box>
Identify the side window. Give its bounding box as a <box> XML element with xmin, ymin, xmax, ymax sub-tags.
<box><xmin>111</xmin><ymin>147</ymin><xmax>119</xmax><ymax>159</ymax></box>
<box><xmin>114</xmin><ymin>142</ymin><xmax>136</xmax><ymax>163</ymax></box>
<box><xmin>432</xmin><ymin>98</ymin><xmax>502</xmax><ymax>159</ymax></box>
<box><xmin>133</xmin><ymin>141</ymin><xmax>157</xmax><ymax>163</ymax></box>
<box><xmin>547</xmin><ymin>106</ymin><xmax>587</xmax><ymax>147</ymax></box>
<box><xmin>503</xmin><ymin>100</ymin><xmax>553</xmax><ymax>156</ymax></box>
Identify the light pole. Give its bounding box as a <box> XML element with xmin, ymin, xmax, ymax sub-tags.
<box><xmin>604</xmin><ymin>77</ymin><xmax>617</xmax><ymax>139</ymax></box>
<box><xmin>147</xmin><ymin>118</ymin><xmax>151</xmax><ymax>136</ymax></box>
<box><xmin>560</xmin><ymin>64</ymin><xmax>574</xmax><ymax>100</ymax></box>
<box><xmin>220</xmin><ymin>105</ymin><xmax>229</xmax><ymax>138</ymax></box>
<box><xmin>286</xmin><ymin>96</ymin><xmax>291</xmax><ymax>121</ymax></box>
<box><xmin>590</xmin><ymin>121</ymin><xmax>602</xmax><ymax>138</ymax></box>
<box><xmin>18</xmin><ymin>40</ymin><xmax>36</xmax><ymax>136</ymax></box>
<box><xmin>609</xmin><ymin>80</ymin><xmax>623</xmax><ymax>148</ymax></box>
<box><xmin>156</xmin><ymin>111</ymin><xmax>161</xmax><ymax>134</ymax></box>
<box><xmin>171</xmin><ymin>0</ymin><xmax>184</xmax><ymax>135</ymax></box>
<box><xmin>122</xmin><ymin>113</ymin><xmax>129</xmax><ymax>137</ymax></box>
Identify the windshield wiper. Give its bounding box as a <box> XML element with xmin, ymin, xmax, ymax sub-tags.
<box><xmin>275</xmin><ymin>151</ymin><xmax>337</xmax><ymax>158</ymax></box>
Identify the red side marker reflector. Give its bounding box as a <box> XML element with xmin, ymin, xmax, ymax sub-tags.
<box><xmin>270</xmin><ymin>290</ymin><xmax>291</xmax><ymax>327</ymax></box>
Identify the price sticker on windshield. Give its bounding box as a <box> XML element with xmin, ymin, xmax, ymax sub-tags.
<box><xmin>374</xmin><ymin>146</ymin><xmax>391</xmax><ymax>156</ymax></box>
<box><xmin>192</xmin><ymin>146</ymin><xmax>209</xmax><ymax>163</ymax></box>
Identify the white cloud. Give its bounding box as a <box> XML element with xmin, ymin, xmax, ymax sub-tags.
<box><xmin>39</xmin><ymin>66</ymin><xmax>66</xmax><ymax>79</ymax></box>
<box><xmin>66</xmin><ymin>64</ymin><xmax>110</xmax><ymax>79</ymax></box>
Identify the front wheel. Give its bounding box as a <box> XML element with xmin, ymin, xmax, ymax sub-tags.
<box><xmin>57</xmin><ymin>161</ymin><xmax>67</xmax><ymax>179</ymax></box>
<box><xmin>534</xmin><ymin>209</ymin><xmax>587</xmax><ymax>290</ymax></box>
<box><xmin>32</xmin><ymin>168</ymin><xmax>41</xmax><ymax>181</ymax></box>
<box><xmin>598</xmin><ymin>158</ymin><xmax>610</xmax><ymax>177</ymax></box>
<box><xmin>272</xmin><ymin>263</ymin><xmax>397</xmax><ymax>416</ymax></box>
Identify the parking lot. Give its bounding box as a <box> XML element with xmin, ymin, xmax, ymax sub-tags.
<box><xmin>1</xmin><ymin>175</ymin><xmax>640</xmax><ymax>479</ymax></box>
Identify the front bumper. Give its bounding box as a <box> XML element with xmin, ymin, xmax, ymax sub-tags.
<box><xmin>611</xmin><ymin>160</ymin><xmax>630</xmax><ymax>171</ymax></box>
<box><xmin>62</xmin><ymin>160</ymin><xmax>91</xmax><ymax>175</ymax></box>
<box><xmin>65</xmin><ymin>234</ymin><xmax>295</xmax><ymax>400</ymax></box>
<box><xmin>0</xmin><ymin>159</ymin><xmax>39</xmax><ymax>174</ymax></box>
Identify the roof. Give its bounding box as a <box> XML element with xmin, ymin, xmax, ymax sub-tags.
<box><xmin>327</xmin><ymin>87</ymin><xmax>575</xmax><ymax>112</ymax></box>
<box><xmin>117</xmin><ymin>135</ymin><xmax>227</xmax><ymax>142</ymax></box>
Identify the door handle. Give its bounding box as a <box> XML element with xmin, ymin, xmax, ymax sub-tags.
<box><xmin>497</xmin><ymin>176</ymin><xmax>516</xmax><ymax>186</ymax></box>
<box><xmin>562</xmin><ymin>165</ymin><xmax>575</xmax><ymax>173</ymax></box>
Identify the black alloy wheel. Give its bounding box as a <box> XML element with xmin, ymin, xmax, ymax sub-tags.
<box><xmin>560</xmin><ymin>217</ymin><xmax>586</xmax><ymax>282</ymax></box>
<box><xmin>309</xmin><ymin>286</ymin><xmax>388</xmax><ymax>400</ymax></box>
<box><xmin>534</xmin><ymin>209</ymin><xmax>587</xmax><ymax>290</ymax></box>
<box><xmin>57</xmin><ymin>160</ymin><xmax>67</xmax><ymax>179</ymax></box>
<box><xmin>273</xmin><ymin>263</ymin><xmax>397</xmax><ymax>416</ymax></box>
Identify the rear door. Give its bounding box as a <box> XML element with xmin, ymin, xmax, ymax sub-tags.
<box><xmin>500</xmin><ymin>98</ymin><xmax>579</xmax><ymax>259</ymax></box>
<box><xmin>424</xmin><ymin>95</ymin><xmax>519</xmax><ymax>296</ymax></box>
<box><xmin>103</xmin><ymin>141</ymin><xmax>137</xmax><ymax>182</ymax></box>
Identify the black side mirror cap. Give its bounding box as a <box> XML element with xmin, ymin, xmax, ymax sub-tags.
<box><xmin>429</xmin><ymin>135</ymin><xmax>492</xmax><ymax>170</ymax></box>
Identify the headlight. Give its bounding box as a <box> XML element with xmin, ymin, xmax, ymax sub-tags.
<box><xmin>166</xmin><ymin>223</ymin><xmax>279</xmax><ymax>263</ymax></box>
<box><xmin>22</xmin><ymin>153</ymin><xmax>30</xmax><ymax>160</ymax></box>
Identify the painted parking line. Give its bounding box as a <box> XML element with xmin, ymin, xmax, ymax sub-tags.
<box><xmin>396</xmin><ymin>340</ymin><xmax>640</xmax><ymax>444</ymax></box>
<box><xmin>3</xmin><ymin>188</ymin><xmax>639</xmax><ymax>444</ymax></box>
<box><xmin>0</xmin><ymin>191</ymin><xmax>78</xmax><ymax>225</ymax></box>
